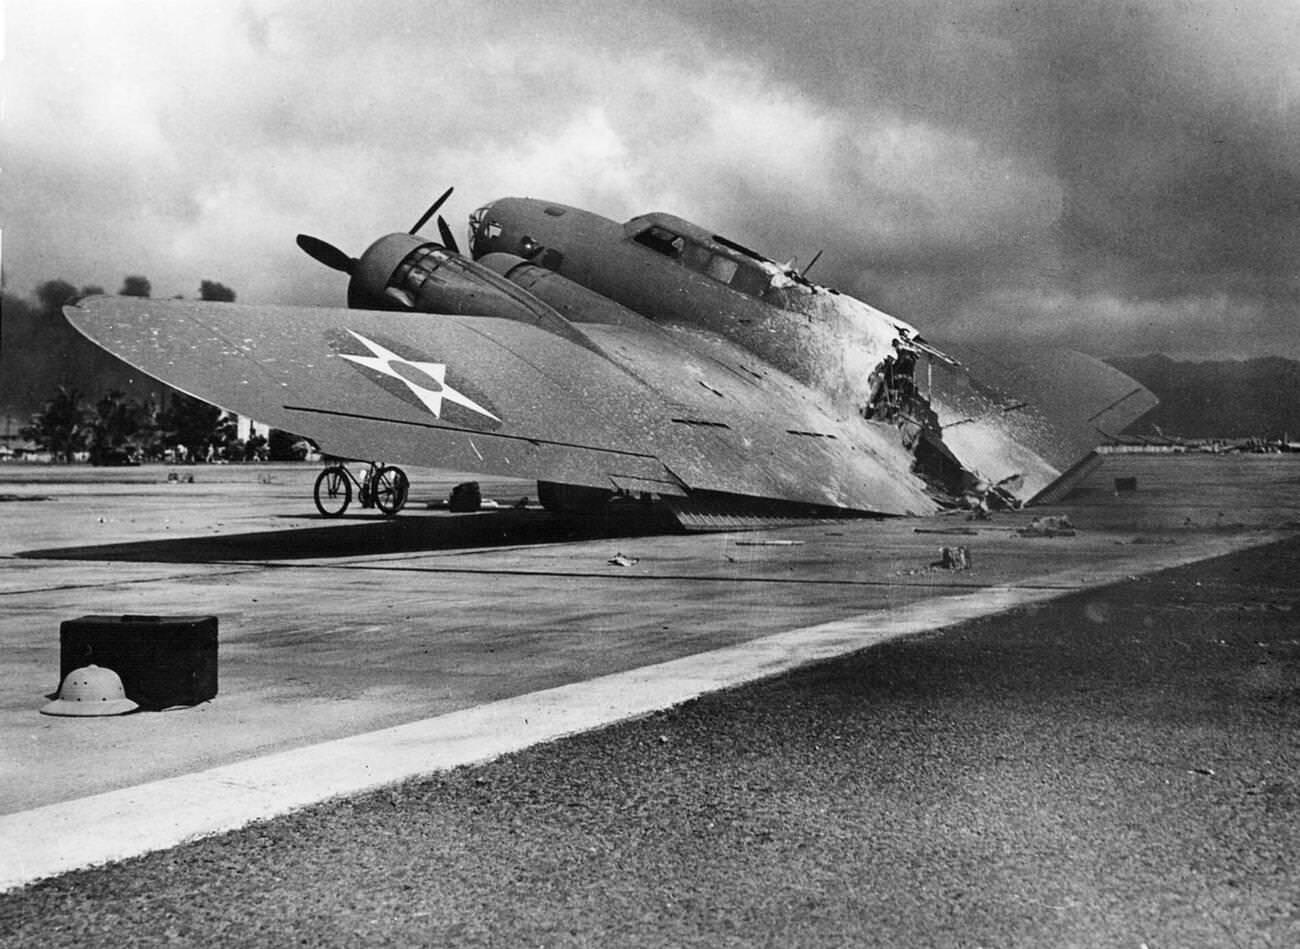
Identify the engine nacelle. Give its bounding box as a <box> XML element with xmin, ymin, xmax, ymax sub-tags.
<box><xmin>476</xmin><ymin>254</ymin><xmax>654</xmax><ymax>330</ymax></box>
<box><xmin>345</xmin><ymin>236</ymin><xmax>600</xmax><ymax>351</ymax></box>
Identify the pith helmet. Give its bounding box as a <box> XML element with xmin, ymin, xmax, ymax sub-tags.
<box><xmin>41</xmin><ymin>664</ymin><xmax>138</xmax><ymax>717</ymax></box>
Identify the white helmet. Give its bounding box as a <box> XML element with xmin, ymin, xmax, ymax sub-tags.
<box><xmin>41</xmin><ymin>664</ymin><xmax>138</xmax><ymax>717</ymax></box>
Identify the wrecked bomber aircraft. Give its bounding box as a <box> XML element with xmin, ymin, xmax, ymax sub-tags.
<box><xmin>65</xmin><ymin>190</ymin><xmax>1156</xmax><ymax>528</ymax></box>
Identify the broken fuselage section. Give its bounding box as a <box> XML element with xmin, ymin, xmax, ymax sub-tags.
<box><xmin>334</xmin><ymin>197</ymin><xmax>1149</xmax><ymax>518</ymax></box>
<box><xmin>466</xmin><ymin>199</ymin><xmax>986</xmax><ymax>509</ymax></box>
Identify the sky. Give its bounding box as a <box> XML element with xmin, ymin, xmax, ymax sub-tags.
<box><xmin>3</xmin><ymin>0</ymin><xmax>1297</xmax><ymax>360</ymax></box>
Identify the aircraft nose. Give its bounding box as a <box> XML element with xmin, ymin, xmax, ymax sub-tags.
<box><xmin>468</xmin><ymin>203</ymin><xmax>504</xmax><ymax>259</ymax></box>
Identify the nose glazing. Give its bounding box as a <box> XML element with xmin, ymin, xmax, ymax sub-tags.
<box><xmin>468</xmin><ymin>204</ymin><xmax>504</xmax><ymax>259</ymax></box>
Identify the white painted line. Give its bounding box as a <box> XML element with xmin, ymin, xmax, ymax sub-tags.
<box><xmin>0</xmin><ymin>532</ymin><xmax>1281</xmax><ymax>891</ymax></box>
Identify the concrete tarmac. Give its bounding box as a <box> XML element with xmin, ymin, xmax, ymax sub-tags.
<box><xmin>5</xmin><ymin>535</ymin><xmax>1295</xmax><ymax>948</ymax></box>
<box><xmin>1</xmin><ymin>454</ymin><xmax>1297</xmax><ymax>892</ymax></box>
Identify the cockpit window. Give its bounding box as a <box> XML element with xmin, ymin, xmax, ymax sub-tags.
<box><xmin>681</xmin><ymin>241</ymin><xmax>711</xmax><ymax>272</ymax></box>
<box><xmin>634</xmin><ymin>225</ymin><xmax>685</xmax><ymax>258</ymax></box>
<box><xmin>706</xmin><ymin>255</ymin><xmax>738</xmax><ymax>284</ymax></box>
<box><xmin>729</xmin><ymin>263</ymin><xmax>770</xmax><ymax>297</ymax></box>
<box><xmin>634</xmin><ymin>225</ymin><xmax>771</xmax><ymax>298</ymax></box>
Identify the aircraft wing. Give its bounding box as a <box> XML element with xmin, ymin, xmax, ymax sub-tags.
<box><xmin>578</xmin><ymin>321</ymin><xmax>933</xmax><ymax>513</ymax></box>
<box><xmin>922</xmin><ymin>338</ymin><xmax>1159</xmax><ymax>501</ymax></box>
<box><xmin>65</xmin><ymin>296</ymin><xmax>936</xmax><ymax>515</ymax></box>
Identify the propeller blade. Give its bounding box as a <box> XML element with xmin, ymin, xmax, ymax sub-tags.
<box><xmin>296</xmin><ymin>234</ymin><xmax>357</xmax><ymax>274</ymax></box>
<box><xmin>410</xmin><ymin>186</ymin><xmax>454</xmax><ymax>235</ymax></box>
<box><xmin>436</xmin><ymin>216</ymin><xmax>460</xmax><ymax>254</ymax></box>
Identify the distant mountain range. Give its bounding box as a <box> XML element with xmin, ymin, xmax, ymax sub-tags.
<box><xmin>1105</xmin><ymin>354</ymin><xmax>1300</xmax><ymax>439</ymax></box>
<box><xmin>3</xmin><ymin>292</ymin><xmax>1297</xmax><ymax>440</ymax></box>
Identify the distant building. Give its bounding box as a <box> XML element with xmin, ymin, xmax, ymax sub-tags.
<box><xmin>1097</xmin><ymin>433</ymin><xmax>1189</xmax><ymax>454</ymax></box>
<box><xmin>235</xmin><ymin>415</ymin><xmax>271</xmax><ymax>443</ymax></box>
<box><xmin>0</xmin><ymin>415</ymin><xmax>34</xmax><ymax>461</ymax></box>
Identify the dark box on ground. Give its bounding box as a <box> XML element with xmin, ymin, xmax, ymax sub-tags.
<box><xmin>59</xmin><ymin>615</ymin><xmax>218</xmax><ymax>710</ymax></box>
<box><xmin>449</xmin><ymin>480</ymin><xmax>482</xmax><ymax>512</ymax></box>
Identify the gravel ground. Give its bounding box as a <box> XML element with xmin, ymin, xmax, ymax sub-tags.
<box><xmin>3</xmin><ymin>536</ymin><xmax>1298</xmax><ymax>948</ymax></box>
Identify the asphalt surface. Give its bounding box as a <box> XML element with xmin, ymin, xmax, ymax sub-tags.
<box><xmin>2</xmin><ymin>534</ymin><xmax>1296</xmax><ymax>948</ymax></box>
<box><xmin>10</xmin><ymin>454</ymin><xmax>1292</xmax><ymax>828</ymax></box>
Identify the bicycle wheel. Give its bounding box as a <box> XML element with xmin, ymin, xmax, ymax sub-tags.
<box><xmin>313</xmin><ymin>466</ymin><xmax>352</xmax><ymax>516</ymax></box>
<box><xmin>372</xmin><ymin>465</ymin><xmax>409</xmax><ymax>516</ymax></box>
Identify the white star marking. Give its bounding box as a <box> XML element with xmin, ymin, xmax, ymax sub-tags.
<box><xmin>338</xmin><ymin>330</ymin><xmax>501</xmax><ymax>422</ymax></box>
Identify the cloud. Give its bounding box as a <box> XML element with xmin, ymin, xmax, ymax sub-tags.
<box><xmin>673</xmin><ymin>0</ymin><xmax>1299</xmax><ymax>349</ymax></box>
<box><xmin>945</xmin><ymin>287</ymin><xmax>1292</xmax><ymax>360</ymax></box>
<box><xmin>3</xmin><ymin>0</ymin><xmax>1296</xmax><ymax>358</ymax></box>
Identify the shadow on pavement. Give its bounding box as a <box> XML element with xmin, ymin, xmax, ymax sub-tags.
<box><xmin>18</xmin><ymin>507</ymin><xmax>681</xmax><ymax>564</ymax></box>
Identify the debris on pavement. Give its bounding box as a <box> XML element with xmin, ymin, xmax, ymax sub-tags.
<box><xmin>1018</xmin><ymin>514</ymin><xmax>1076</xmax><ymax>537</ymax></box>
<box><xmin>932</xmin><ymin>546</ymin><xmax>971</xmax><ymax>570</ymax></box>
<box><xmin>449</xmin><ymin>481</ymin><xmax>482</xmax><ymax>512</ymax></box>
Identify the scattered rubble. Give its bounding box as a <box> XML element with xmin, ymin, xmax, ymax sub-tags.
<box><xmin>933</xmin><ymin>546</ymin><xmax>971</xmax><ymax>570</ymax></box>
<box><xmin>1018</xmin><ymin>515</ymin><xmax>1076</xmax><ymax>537</ymax></box>
<box><xmin>1114</xmin><ymin>476</ymin><xmax>1138</xmax><ymax>494</ymax></box>
<box><xmin>895</xmin><ymin>544</ymin><xmax>974</xmax><ymax>575</ymax></box>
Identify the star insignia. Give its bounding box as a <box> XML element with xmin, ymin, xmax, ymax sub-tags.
<box><xmin>338</xmin><ymin>330</ymin><xmax>500</xmax><ymax>423</ymax></box>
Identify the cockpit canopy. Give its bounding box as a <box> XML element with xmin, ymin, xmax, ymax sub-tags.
<box><xmin>625</xmin><ymin>214</ymin><xmax>778</xmax><ymax>300</ymax></box>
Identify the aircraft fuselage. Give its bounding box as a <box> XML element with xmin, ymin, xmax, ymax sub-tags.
<box><xmin>308</xmin><ymin>194</ymin><xmax>1153</xmax><ymax>510</ymax></box>
<box><xmin>466</xmin><ymin>198</ymin><xmax>922</xmax><ymax>417</ymax></box>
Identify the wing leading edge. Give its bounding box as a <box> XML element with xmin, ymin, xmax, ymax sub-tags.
<box><xmin>64</xmin><ymin>296</ymin><xmax>937</xmax><ymax>514</ymax></box>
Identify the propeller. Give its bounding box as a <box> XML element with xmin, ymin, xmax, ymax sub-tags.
<box><xmin>295</xmin><ymin>234</ymin><xmax>357</xmax><ymax>274</ymax></box>
<box><xmin>297</xmin><ymin>186</ymin><xmax>459</xmax><ymax>275</ymax></box>
<box><xmin>436</xmin><ymin>215</ymin><xmax>460</xmax><ymax>254</ymax></box>
<box><xmin>409</xmin><ymin>186</ymin><xmax>453</xmax><ymax>236</ymax></box>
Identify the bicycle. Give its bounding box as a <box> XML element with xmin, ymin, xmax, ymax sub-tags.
<box><xmin>313</xmin><ymin>461</ymin><xmax>409</xmax><ymax>517</ymax></box>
